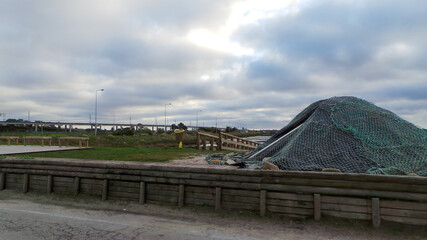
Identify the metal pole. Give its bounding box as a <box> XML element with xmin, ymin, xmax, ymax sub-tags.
<box><xmin>196</xmin><ymin>110</ymin><xmax>202</xmax><ymax>131</ymax></box>
<box><xmin>164</xmin><ymin>103</ymin><xmax>171</xmax><ymax>132</ymax></box>
<box><xmin>95</xmin><ymin>89</ymin><xmax>104</xmax><ymax>136</ymax></box>
<box><xmin>215</xmin><ymin>115</ymin><xmax>218</xmax><ymax>133</ymax></box>
<box><xmin>95</xmin><ymin>91</ymin><xmax>98</xmax><ymax>136</ymax></box>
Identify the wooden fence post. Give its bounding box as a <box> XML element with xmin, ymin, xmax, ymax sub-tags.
<box><xmin>372</xmin><ymin>198</ymin><xmax>381</xmax><ymax>228</ymax></box>
<box><xmin>0</xmin><ymin>172</ymin><xmax>5</xmax><ymax>190</ymax></box>
<box><xmin>260</xmin><ymin>190</ymin><xmax>267</xmax><ymax>216</ymax></box>
<box><xmin>210</xmin><ymin>137</ymin><xmax>214</xmax><ymax>151</ymax></box>
<box><xmin>314</xmin><ymin>194</ymin><xmax>321</xmax><ymax>221</ymax></box>
<box><xmin>139</xmin><ymin>182</ymin><xmax>146</xmax><ymax>204</ymax></box>
<box><xmin>23</xmin><ymin>174</ymin><xmax>29</xmax><ymax>193</ymax></box>
<box><xmin>74</xmin><ymin>177</ymin><xmax>80</xmax><ymax>196</ymax></box>
<box><xmin>47</xmin><ymin>175</ymin><xmax>53</xmax><ymax>194</ymax></box>
<box><xmin>215</xmin><ymin>187</ymin><xmax>222</xmax><ymax>210</ymax></box>
<box><xmin>179</xmin><ymin>184</ymin><xmax>185</xmax><ymax>207</ymax></box>
<box><xmin>102</xmin><ymin>179</ymin><xmax>108</xmax><ymax>201</ymax></box>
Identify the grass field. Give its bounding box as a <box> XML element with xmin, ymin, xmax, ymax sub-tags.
<box><xmin>0</xmin><ymin>131</ymin><xmax>247</xmax><ymax>162</ymax></box>
<box><xmin>24</xmin><ymin>146</ymin><xmax>217</xmax><ymax>162</ymax></box>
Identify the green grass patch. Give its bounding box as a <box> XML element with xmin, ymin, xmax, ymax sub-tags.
<box><xmin>22</xmin><ymin>146</ymin><xmax>220</xmax><ymax>162</ymax></box>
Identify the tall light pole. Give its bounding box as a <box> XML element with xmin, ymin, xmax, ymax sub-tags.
<box><xmin>164</xmin><ymin>103</ymin><xmax>171</xmax><ymax>132</ymax></box>
<box><xmin>215</xmin><ymin>115</ymin><xmax>218</xmax><ymax>133</ymax></box>
<box><xmin>196</xmin><ymin>110</ymin><xmax>202</xmax><ymax>131</ymax></box>
<box><xmin>94</xmin><ymin>89</ymin><xmax>104</xmax><ymax>136</ymax></box>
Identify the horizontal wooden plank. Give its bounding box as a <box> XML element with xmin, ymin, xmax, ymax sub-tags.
<box><xmin>381</xmin><ymin>200</ymin><xmax>427</xmax><ymax>211</ymax></box>
<box><xmin>382</xmin><ymin>215</ymin><xmax>427</xmax><ymax>225</ymax></box>
<box><xmin>222</xmin><ymin>189</ymin><xmax>259</xmax><ymax>197</ymax></box>
<box><xmin>109</xmin><ymin>180</ymin><xmax>139</xmax><ymax>188</ymax></box>
<box><xmin>79</xmin><ymin>186</ymin><xmax>102</xmax><ymax>194</ymax></box>
<box><xmin>263</xmin><ymin>184</ymin><xmax>427</xmax><ymax>201</ymax></box>
<box><xmin>79</xmin><ymin>190</ymin><xmax>101</xmax><ymax>196</ymax></box>
<box><xmin>261</xmin><ymin>177</ymin><xmax>427</xmax><ymax>193</ymax></box>
<box><xmin>381</xmin><ymin>208</ymin><xmax>427</xmax><ymax>219</ymax></box>
<box><xmin>147</xmin><ymin>195</ymin><xmax>178</xmax><ymax>203</ymax></box>
<box><xmin>80</xmin><ymin>183</ymin><xmax>103</xmax><ymax>190</ymax></box>
<box><xmin>222</xmin><ymin>195</ymin><xmax>259</xmax><ymax>204</ymax></box>
<box><xmin>28</xmin><ymin>177</ymin><xmax>47</xmax><ymax>183</ymax></box>
<box><xmin>267</xmin><ymin>205</ymin><xmax>313</xmax><ymax>216</ymax></box>
<box><xmin>222</xmin><ymin>202</ymin><xmax>259</xmax><ymax>210</ymax></box>
<box><xmin>146</xmin><ymin>189</ymin><xmax>178</xmax><ymax>197</ymax></box>
<box><xmin>53</xmin><ymin>176</ymin><xmax>75</xmax><ymax>183</ymax></box>
<box><xmin>322</xmin><ymin>210</ymin><xmax>370</xmax><ymax>220</ymax></box>
<box><xmin>267</xmin><ymin>199</ymin><xmax>313</xmax><ymax>209</ymax></box>
<box><xmin>5</xmin><ymin>183</ymin><xmax>21</xmax><ymax>190</ymax></box>
<box><xmin>28</xmin><ymin>187</ymin><xmax>45</xmax><ymax>192</ymax></box>
<box><xmin>321</xmin><ymin>196</ymin><xmax>370</xmax><ymax>206</ymax></box>
<box><xmin>221</xmin><ymin>139</ymin><xmax>258</xmax><ymax>149</ymax></box>
<box><xmin>53</xmin><ymin>180</ymin><xmax>74</xmax><ymax>186</ymax></box>
<box><xmin>267</xmin><ymin>192</ymin><xmax>313</xmax><ymax>202</ymax></box>
<box><xmin>147</xmin><ymin>183</ymin><xmax>178</xmax><ymax>191</ymax></box>
<box><xmin>108</xmin><ymin>185</ymin><xmax>139</xmax><ymax>194</ymax></box>
<box><xmin>108</xmin><ymin>191</ymin><xmax>139</xmax><ymax>199</ymax></box>
<box><xmin>28</xmin><ymin>182</ymin><xmax>47</xmax><ymax>188</ymax></box>
<box><xmin>221</xmin><ymin>146</ymin><xmax>252</xmax><ymax>152</ymax></box>
<box><xmin>185</xmin><ymin>186</ymin><xmax>215</xmax><ymax>194</ymax></box>
<box><xmin>185</xmin><ymin>192</ymin><xmax>214</xmax><ymax>200</ymax></box>
<box><xmin>53</xmin><ymin>187</ymin><xmax>74</xmax><ymax>194</ymax></box>
<box><xmin>28</xmin><ymin>183</ymin><xmax>47</xmax><ymax>191</ymax></box>
<box><xmin>80</xmin><ymin>178</ymin><xmax>103</xmax><ymax>185</ymax></box>
<box><xmin>184</xmin><ymin>198</ymin><xmax>214</xmax><ymax>207</ymax></box>
<box><xmin>321</xmin><ymin>203</ymin><xmax>371</xmax><ymax>214</ymax></box>
<box><xmin>6</xmin><ymin>173</ymin><xmax>23</xmax><ymax>183</ymax></box>
<box><xmin>29</xmin><ymin>175</ymin><xmax>47</xmax><ymax>181</ymax></box>
<box><xmin>197</xmin><ymin>132</ymin><xmax>220</xmax><ymax>139</ymax></box>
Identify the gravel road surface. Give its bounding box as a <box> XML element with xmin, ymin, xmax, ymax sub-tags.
<box><xmin>0</xmin><ymin>190</ymin><xmax>425</xmax><ymax>240</ymax></box>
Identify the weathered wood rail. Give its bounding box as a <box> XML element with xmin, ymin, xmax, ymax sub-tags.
<box><xmin>0</xmin><ymin>136</ymin><xmax>19</xmax><ymax>146</ymax></box>
<box><xmin>1</xmin><ymin>158</ymin><xmax>426</xmax><ymax>227</ymax></box>
<box><xmin>196</xmin><ymin>132</ymin><xmax>261</xmax><ymax>151</ymax></box>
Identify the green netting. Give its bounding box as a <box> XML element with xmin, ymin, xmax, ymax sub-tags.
<box><xmin>220</xmin><ymin>96</ymin><xmax>427</xmax><ymax>176</ymax></box>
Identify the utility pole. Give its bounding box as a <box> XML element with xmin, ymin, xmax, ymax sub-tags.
<box><xmin>164</xmin><ymin>103</ymin><xmax>171</xmax><ymax>132</ymax></box>
<box><xmin>196</xmin><ymin>110</ymin><xmax>202</xmax><ymax>131</ymax></box>
<box><xmin>94</xmin><ymin>88</ymin><xmax>104</xmax><ymax>136</ymax></box>
<box><xmin>215</xmin><ymin>115</ymin><xmax>218</xmax><ymax>133</ymax></box>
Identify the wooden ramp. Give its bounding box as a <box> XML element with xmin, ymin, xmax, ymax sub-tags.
<box><xmin>196</xmin><ymin>132</ymin><xmax>261</xmax><ymax>151</ymax></box>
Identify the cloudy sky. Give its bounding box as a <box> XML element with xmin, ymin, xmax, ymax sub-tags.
<box><xmin>1</xmin><ymin>0</ymin><xmax>426</xmax><ymax>129</ymax></box>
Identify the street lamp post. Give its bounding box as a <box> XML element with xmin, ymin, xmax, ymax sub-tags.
<box><xmin>215</xmin><ymin>115</ymin><xmax>218</xmax><ymax>133</ymax></box>
<box><xmin>196</xmin><ymin>110</ymin><xmax>202</xmax><ymax>131</ymax></box>
<box><xmin>164</xmin><ymin>103</ymin><xmax>171</xmax><ymax>132</ymax></box>
<box><xmin>94</xmin><ymin>89</ymin><xmax>104</xmax><ymax>136</ymax></box>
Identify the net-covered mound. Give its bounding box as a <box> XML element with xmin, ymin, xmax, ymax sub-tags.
<box><xmin>244</xmin><ymin>96</ymin><xmax>427</xmax><ymax>176</ymax></box>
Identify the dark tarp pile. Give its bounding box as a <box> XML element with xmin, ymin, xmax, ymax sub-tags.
<box><xmin>212</xmin><ymin>96</ymin><xmax>427</xmax><ymax>176</ymax></box>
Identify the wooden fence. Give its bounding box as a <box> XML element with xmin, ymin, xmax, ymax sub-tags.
<box><xmin>196</xmin><ymin>132</ymin><xmax>261</xmax><ymax>151</ymax></box>
<box><xmin>1</xmin><ymin>158</ymin><xmax>426</xmax><ymax>227</ymax></box>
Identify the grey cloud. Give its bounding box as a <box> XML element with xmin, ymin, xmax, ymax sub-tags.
<box><xmin>1</xmin><ymin>0</ymin><xmax>426</xmax><ymax>129</ymax></box>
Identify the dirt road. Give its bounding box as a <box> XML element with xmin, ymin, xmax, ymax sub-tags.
<box><xmin>0</xmin><ymin>190</ymin><xmax>425</xmax><ymax>240</ymax></box>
